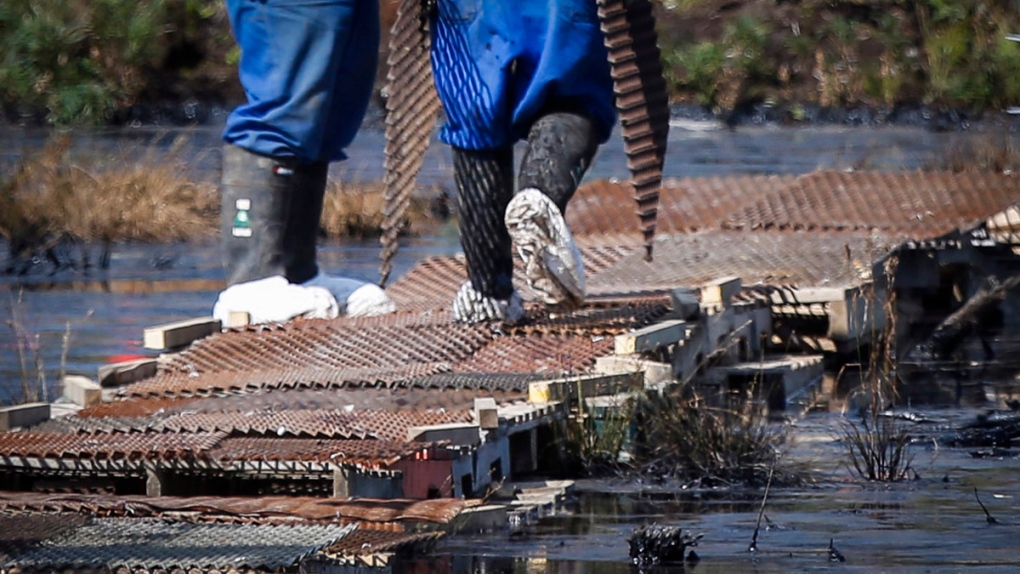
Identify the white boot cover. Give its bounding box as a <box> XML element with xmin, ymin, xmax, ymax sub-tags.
<box><xmin>504</xmin><ymin>188</ymin><xmax>585</xmax><ymax>306</ymax></box>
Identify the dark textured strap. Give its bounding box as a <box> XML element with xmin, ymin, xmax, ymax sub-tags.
<box><xmin>379</xmin><ymin>0</ymin><xmax>442</xmax><ymax>287</ymax></box>
<box><xmin>597</xmin><ymin>0</ymin><xmax>670</xmax><ymax>261</ymax></box>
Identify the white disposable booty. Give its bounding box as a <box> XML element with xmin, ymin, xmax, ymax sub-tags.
<box><xmin>504</xmin><ymin>188</ymin><xmax>585</xmax><ymax>306</ymax></box>
<box><xmin>304</xmin><ymin>273</ymin><xmax>397</xmax><ymax>317</ymax></box>
<box><xmin>213</xmin><ymin>275</ymin><xmax>340</xmax><ymax>326</ymax></box>
<box><xmin>452</xmin><ymin>281</ymin><xmax>524</xmax><ymax>324</ymax></box>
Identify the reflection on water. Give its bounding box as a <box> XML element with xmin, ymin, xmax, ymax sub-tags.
<box><xmin>402</xmin><ymin>412</ymin><xmax>1020</xmax><ymax>573</ymax></box>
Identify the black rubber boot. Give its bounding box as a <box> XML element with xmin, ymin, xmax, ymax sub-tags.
<box><xmin>517</xmin><ymin>111</ymin><xmax>600</xmax><ymax>212</ymax></box>
<box><xmin>453</xmin><ymin>146</ymin><xmax>516</xmax><ymax>300</ymax></box>
<box><xmin>220</xmin><ymin>144</ymin><xmax>328</xmax><ymax>286</ymax></box>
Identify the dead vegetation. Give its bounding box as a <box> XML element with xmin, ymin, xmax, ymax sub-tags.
<box><xmin>838</xmin><ymin>261</ymin><xmax>917</xmax><ymax>482</ymax></box>
<box><xmin>0</xmin><ymin>138</ymin><xmax>442</xmax><ymax>275</ymax></box>
<box><xmin>631</xmin><ymin>385</ymin><xmax>795</xmax><ymax>487</ymax></box>
<box><xmin>0</xmin><ymin>136</ymin><xmax>218</xmax><ymax>273</ymax></box>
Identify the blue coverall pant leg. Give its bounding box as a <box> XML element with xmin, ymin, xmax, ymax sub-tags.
<box><xmin>223</xmin><ymin>0</ymin><xmax>380</xmax><ymax>163</ymax></box>
<box><xmin>430</xmin><ymin>0</ymin><xmax>616</xmax><ymax>151</ymax></box>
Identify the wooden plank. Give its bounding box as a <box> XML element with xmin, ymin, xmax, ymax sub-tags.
<box><xmin>143</xmin><ymin>317</ymin><xmax>221</xmax><ymax>350</ymax></box>
<box><xmin>62</xmin><ymin>375</ymin><xmax>102</xmax><ymax>407</ymax></box>
<box><xmin>528</xmin><ymin>372</ymin><xmax>643</xmax><ymax>404</ymax></box>
<box><xmin>614</xmin><ymin>319</ymin><xmax>687</xmax><ymax>355</ymax></box>
<box><xmin>97</xmin><ymin>358</ymin><xmax>157</xmax><ymax>387</ymax></box>
<box><xmin>699</xmin><ymin>276</ymin><xmax>742</xmax><ymax>306</ymax></box>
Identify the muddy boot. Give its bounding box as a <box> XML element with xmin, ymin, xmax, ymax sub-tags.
<box><xmin>506</xmin><ymin>112</ymin><xmax>598</xmax><ymax>307</ymax></box>
<box><xmin>451</xmin><ymin>146</ymin><xmax>523</xmax><ymax>323</ymax></box>
<box><xmin>220</xmin><ymin>144</ymin><xmax>328</xmax><ymax>286</ymax></box>
<box><xmin>218</xmin><ymin>144</ymin><xmax>394</xmax><ymax>322</ymax></box>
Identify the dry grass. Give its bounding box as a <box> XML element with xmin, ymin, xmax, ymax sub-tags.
<box><xmin>320</xmin><ymin>179</ymin><xmax>440</xmax><ymax>240</ymax></box>
<box><xmin>1</xmin><ymin>136</ymin><xmax>218</xmax><ymax>271</ymax></box>
<box><xmin>1</xmin><ymin>138</ymin><xmax>444</xmax><ymax>272</ymax></box>
<box><xmin>837</xmin><ymin>258</ymin><xmax>917</xmax><ymax>482</ymax></box>
<box><xmin>936</xmin><ymin>132</ymin><xmax>1020</xmax><ymax>174</ymax></box>
<box><xmin>631</xmin><ymin>384</ymin><xmax>795</xmax><ymax>487</ymax></box>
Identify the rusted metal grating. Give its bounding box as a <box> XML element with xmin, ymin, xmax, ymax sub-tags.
<box><xmin>208</xmin><ymin>438</ymin><xmax>436</xmax><ymax>468</ymax></box>
<box><xmin>78</xmin><ymin>397</ymin><xmax>197</xmax><ymax>419</ymax></box>
<box><xmin>451</xmin><ymin>335</ymin><xmax>615</xmax><ymax>377</ymax></box>
<box><xmin>120</xmin><ymin>278</ymin><xmax>664</xmax><ymax>399</ymax></box>
<box><xmin>31</xmin><ymin>416</ymin><xmax>159</xmax><ymax>434</ymax></box>
<box><xmin>568</xmin><ymin>176</ymin><xmax>799</xmax><ymax>238</ymax></box>
<box><xmin>327</xmin><ymin>528</ymin><xmax>442</xmax><ymax>557</ymax></box>
<box><xmin>587</xmin><ymin>229</ymin><xmax>888</xmax><ymax>295</ymax></box>
<box><xmin>3</xmin><ymin>518</ymin><xmax>354</xmax><ymax>571</ymax></box>
<box><xmin>0</xmin><ymin>493</ymin><xmax>472</xmax><ymax>525</ymax></box>
<box><xmin>0</xmin><ymin>514</ymin><xmax>88</xmax><ymax>551</ymax></box>
<box><xmin>401</xmin><ymin>372</ymin><xmax>547</xmax><ymax>392</ymax></box>
<box><xmin>598</xmin><ymin>0</ymin><xmax>670</xmax><ymax>259</ymax></box>
<box><xmin>510</xmin><ymin>301</ymin><xmax>671</xmax><ymax>336</ymax></box>
<box><xmin>88</xmin><ymin>388</ymin><xmax>527</xmax><ymax>421</ymax></box>
<box><xmin>379</xmin><ymin>0</ymin><xmax>442</xmax><ymax>287</ymax></box>
<box><xmin>162</xmin><ymin>319</ymin><xmax>489</xmax><ymax>374</ymax></box>
<box><xmin>0</xmin><ymin>432</ymin><xmax>224</xmax><ymax>459</ymax></box>
<box><xmin>386</xmin><ymin>245</ymin><xmax>636</xmax><ymax>312</ymax></box>
<box><xmin>150</xmin><ymin>409</ymin><xmax>472</xmax><ymax>440</ymax></box>
<box><xmin>122</xmin><ymin>363</ymin><xmax>454</xmax><ymax>398</ymax></box>
<box><xmin>568</xmin><ymin>171</ymin><xmax>1020</xmax><ymax>241</ymax></box>
<box><xmin>724</xmin><ymin>170</ymin><xmax>1020</xmax><ymax>236</ymax></box>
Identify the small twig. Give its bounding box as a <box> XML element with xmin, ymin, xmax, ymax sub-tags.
<box><xmin>748</xmin><ymin>459</ymin><xmax>776</xmax><ymax>552</ymax></box>
<box><xmin>974</xmin><ymin>487</ymin><xmax>998</xmax><ymax>524</ymax></box>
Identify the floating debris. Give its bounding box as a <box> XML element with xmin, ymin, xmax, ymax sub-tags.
<box><xmin>628</xmin><ymin>523</ymin><xmax>703</xmax><ymax>568</ymax></box>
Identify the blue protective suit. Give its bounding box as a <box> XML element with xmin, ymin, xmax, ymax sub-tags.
<box><xmin>222</xmin><ymin>0</ymin><xmax>379</xmax><ymax>163</ymax></box>
<box><xmin>430</xmin><ymin>0</ymin><xmax>617</xmax><ymax>151</ymax></box>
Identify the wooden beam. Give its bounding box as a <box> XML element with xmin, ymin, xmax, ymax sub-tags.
<box><xmin>614</xmin><ymin>319</ymin><xmax>687</xmax><ymax>355</ymax></box>
<box><xmin>143</xmin><ymin>317</ymin><xmax>221</xmax><ymax>350</ymax></box>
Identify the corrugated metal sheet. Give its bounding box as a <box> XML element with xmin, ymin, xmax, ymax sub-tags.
<box><xmin>0</xmin><ymin>493</ymin><xmax>473</xmax><ymax>525</ymax></box>
<box><xmin>327</xmin><ymin>528</ymin><xmax>442</xmax><ymax>558</ymax></box>
<box><xmin>3</xmin><ymin>518</ymin><xmax>354</xmax><ymax>570</ymax></box>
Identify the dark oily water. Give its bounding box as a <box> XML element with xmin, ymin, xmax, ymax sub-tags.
<box><xmin>421</xmin><ymin>412</ymin><xmax>1020</xmax><ymax>573</ymax></box>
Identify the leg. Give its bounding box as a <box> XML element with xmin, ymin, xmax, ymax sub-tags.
<box><xmin>505</xmin><ymin>112</ymin><xmax>599</xmax><ymax>306</ymax></box>
<box><xmin>517</xmin><ymin>111</ymin><xmax>600</xmax><ymax>212</ymax></box>
<box><xmin>451</xmin><ymin>146</ymin><xmax>523</xmax><ymax>323</ymax></box>
<box><xmin>217</xmin><ymin>0</ymin><xmax>392</xmax><ymax>321</ymax></box>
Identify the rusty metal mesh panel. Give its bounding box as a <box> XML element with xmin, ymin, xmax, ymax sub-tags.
<box><xmin>122</xmin><ymin>364</ymin><xmax>454</xmax><ymax>398</ymax></box>
<box><xmin>0</xmin><ymin>493</ymin><xmax>470</xmax><ymax>525</ymax></box>
<box><xmin>598</xmin><ymin>0</ymin><xmax>670</xmax><ymax>259</ymax></box>
<box><xmin>451</xmin><ymin>335</ymin><xmax>615</xmax><ymax>377</ymax></box>
<box><xmin>725</xmin><ymin>171</ymin><xmax>1020</xmax><ymax>236</ymax></box>
<box><xmin>568</xmin><ymin>176</ymin><xmax>799</xmax><ymax>237</ymax></box>
<box><xmin>400</xmin><ymin>372</ymin><xmax>548</xmax><ymax>392</ymax></box>
<box><xmin>89</xmin><ymin>388</ymin><xmax>527</xmax><ymax>420</ymax></box>
<box><xmin>0</xmin><ymin>432</ymin><xmax>224</xmax><ymax>459</ymax></box>
<box><xmin>588</xmin><ymin>229</ymin><xmax>889</xmax><ymax>294</ymax></box>
<box><xmin>149</xmin><ymin>409</ymin><xmax>472</xmax><ymax>441</ymax></box>
<box><xmin>379</xmin><ymin>0</ymin><xmax>442</xmax><ymax>286</ymax></box>
<box><xmin>327</xmin><ymin>529</ymin><xmax>442</xmax><ymax>557</ymax></box>
<box><xmin>386</xmin><ymin>246</ymin><xmax>636</xmax><ymax>312</ymax></box>
<box><xmin>208</xmin><ymin>438</ymin><xmax>432</xmax><ymax>467</ymax></box>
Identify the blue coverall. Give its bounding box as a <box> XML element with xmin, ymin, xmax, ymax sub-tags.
<box><xmin>222</xmin><ymin>0</ymin><xmax>616</xmax><ymax>160</ymax></box>
<box><xmin>222</xmin><ymin>0</ymin><xmax>380</xmax><ymax>163</ymax></box>
<box><xmin>431</xmin><ymin>0</ymin><xmax>616</xmax><ymax>150</ymax></box>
